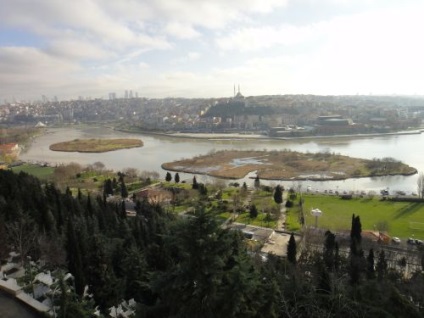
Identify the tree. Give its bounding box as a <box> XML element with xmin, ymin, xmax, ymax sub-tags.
<box><xmin>349</xmin><ymin>214</ymin><xmax>365</xmax><ymax>285</ymax></box>
<box><xmin>287</xmin><ymin>233</ymin><xmax>297</xmax><ymax>265</ymax></box>
<box><xmin>376</xmin><ymin>250</ymin><xmax>387</xmax><ymax>281</ymax></box>
<box><xmin>192</xmin><ymin>176</ymin><xmax>198</xmax><ymax>189</ymax></box>
<box><xmin>103</xmin><ymin>179</ymin><xmax>113</xmax><ymax>197</ymax></box>
<box><xmin>174</xmin><ymin>172</ymin><xmax>180</xmax><ymax>183</ymax></box>
<box><xmin>151</xmin><ymin>209</ymin><xmax>261</xmax><ymax>317</ymax></box>
<box><xmin>418</xmin><ymin>172</ymin><xmax>424</xmax><ymax>198</ymax></box>
<box><xmin>273</xmin><ymin>185</ymin><xmax>283</xmax><ymax>204</ymax></box>
<box><xmin>6</xmin><ymin>213</ymin><xmax>38</xmax><ymax>263</ymax></box>
<box><xmin>165</xmin><ymin>172</ymin><xmax>172</xmax><ymax>182</ymax></box>
<box><xmin>254</xmin><ymin>175</ymin><xmax>260</xmax><ymax>189</ymax></box>
<box><xmin>249</xmin><ymin>204</ymin><xmax>258</xmax><ymax>219</ymax></box>
<box><xmin>366</xmin><ymin>249</ymin><xmax>375</xmax><ymax>280</ymax></box>
<box><xmin>323</xmin><ymin>230</ymin><xmax>336</xmax><ymax>271</ymax></box>
<box><xmin>198</xmin><ymin>183</ymin><xmax>208</xmax><ymax>196</ymax></box>
<box><xmin>120</xmin><ymin>181</ymin><xmax>128</xmax><ymax>199</ymax></box>
<box><xmin>350</xmin><ymin>214</ymin><xmax>362</xmax><ymax>247</ymax></box>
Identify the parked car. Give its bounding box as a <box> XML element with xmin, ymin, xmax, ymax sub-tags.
<box><xmin>392</xmin><ymin>237</ymin><xmax>401</xmax><ymax>244</ymax></box>
<box><xmin>416</xmin><ymin>239</ymin><xmax>424</xmax><ymax>245</ymax></box>
<box><xmin>407</xmin><ymin>238</ymin><xmax>416</xmax><ymax>245</ymax></box>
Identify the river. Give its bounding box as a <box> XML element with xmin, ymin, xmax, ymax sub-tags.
<box><xmin>20</xmin><ymin>126</ymin><xmax>424</xmax><ymax>194</ymax></box>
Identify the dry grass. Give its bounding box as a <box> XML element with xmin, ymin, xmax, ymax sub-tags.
<box><xmin>50</xmin><ymin>138</ymin><xmax>143</xmax><ymax>153</ymax></box>
<box><xmin>162</xmin><ymin>150</ymin><xmax>416</xmax><ymax>180</ymax></box>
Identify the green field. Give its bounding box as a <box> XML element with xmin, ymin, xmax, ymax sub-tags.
<box><xmin>10</xmin><ymin>164</ymin><xmax>55</xmax><ymax>180</ymax></box>
<box><xmin>288</xmin><ymin>194</ymin><xmax>424</xmax><ymax>240</ymax></box>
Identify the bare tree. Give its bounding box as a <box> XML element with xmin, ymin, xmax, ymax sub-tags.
<box><xmin>91</xmin><ymin>161</ymin><xmax>105</xmax><ymax>172</ymax></box>
<box><xmin>123</xmin><ymin>167</ymin><xmax>140</xmax><ymax>180</ymax></box>
<box><xmin>6</xmin><ymin>214</ymin><xmax>38</xmax><ymax>263</ymax></box>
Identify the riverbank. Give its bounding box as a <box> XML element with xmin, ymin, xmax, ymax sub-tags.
<box><xmin>114</xmin><ymin>126</ymin><xmax>423</xmax><ymax>141</ymax></box>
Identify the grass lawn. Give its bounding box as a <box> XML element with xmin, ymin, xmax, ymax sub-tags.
<box><xmin>11</xmin><ymin>164</ymin><xmax>54</xmax><ymax>180</ymax></box>
<box><xmin>298</xmin><ymin>194</ymin><xmax>424</xmax><ymax>240</ymax></box>
<box><xmin>237</xmin><ymin>212</ymin><xmax>277</xmax><ymax>228</ymax></box>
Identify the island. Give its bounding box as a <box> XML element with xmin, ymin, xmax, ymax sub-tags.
<box><xmin>49</xmin><ymin>138</ymin><xmax>143</xmax><ymax>153</ymax></box>
<box><xmin>162</xmin><ymin>150</ymin><xmax>417</xmax><ymax>180</ymax></box>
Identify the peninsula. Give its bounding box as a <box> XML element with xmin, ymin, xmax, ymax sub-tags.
<box><xmin>49</xmin><ymin>138</ymin><xmax>143</xmax><ymax>153</ymax></box>
<box><xmin>162</xmin><ymin>150</ymin><xmax>417</xmax><ymax>180</ymax></box>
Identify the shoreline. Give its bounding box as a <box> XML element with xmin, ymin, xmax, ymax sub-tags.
<box><xmin>114</xmin><ymin>127</ymin><xmax>423</xmax><ymax>141</ymax></box>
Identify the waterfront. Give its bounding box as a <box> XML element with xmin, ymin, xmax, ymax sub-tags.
<box><xmin>20</xmin><ymin>126</ymin><xmax>424</xmax><ymax>194</ymax></box>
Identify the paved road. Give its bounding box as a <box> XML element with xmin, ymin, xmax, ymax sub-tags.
<box><xmin>0</xmin><ymin>291</ymin><xmax>40</xmax><ymax>318</ymax></box>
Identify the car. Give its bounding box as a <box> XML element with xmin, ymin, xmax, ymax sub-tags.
<box><xmin>407</xmin><ymin>238</ymin><xmax>416</xmax><ymax>245</ymax></box>
<box><xmin>392</xmin><ymin>237</ymin><xmax>401</xmax><ymax>244</ymax></box>
<box><xmin>416</xmin><ymin>239</ymin><xmax>424</xmax><ymax>245</ymax></box>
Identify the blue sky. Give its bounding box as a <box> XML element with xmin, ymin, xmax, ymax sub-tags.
<box><xmin>1</xmin><ymin>0</ymin><xmax>423</xmax><ymax>102</ymax></box>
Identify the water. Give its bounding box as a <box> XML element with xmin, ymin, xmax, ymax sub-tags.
<box><xmin>20</xmin><ymin>127</ymin><xmax>424</xmax><ymax>194</ymax></box>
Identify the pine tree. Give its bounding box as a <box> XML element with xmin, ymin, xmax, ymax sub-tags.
<box><xmin>273</xmin><ymin>185</ymin><xmax>283</xmax><ymax>204</ymax></box>
<box><xmin>165</xmin><ymin>172</ymin><xmax>172</xmax><ymax>182</ymax></box>
<box><xmin>174</xmin><ymin>173</ymin><xmax>180</xmax><ymax>183</ymax></box>
<box><xmin>287</xmin><ymin>233</ymin><xmax>297</xmax><ymax>265</ymax></box>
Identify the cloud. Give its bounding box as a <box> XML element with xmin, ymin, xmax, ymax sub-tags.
<box><xmin>165</xmin><ymin>22</ymin><xmax>201</xmax><ymax>39</ymax></box>
<box><xmin>0</xmin><ymin>47</ymin><xmax>81</xmax><ymax>98</ymax></box>
<box><xmin>216</xmin><ymin>24</ymin><xmax>321</xmax><ymax>51</ymax></box>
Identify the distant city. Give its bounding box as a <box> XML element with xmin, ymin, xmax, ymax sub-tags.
<box><xmin>2</xmin><ymin>90</ymin><xmax>424</xmax><ymax>137</ymax></box>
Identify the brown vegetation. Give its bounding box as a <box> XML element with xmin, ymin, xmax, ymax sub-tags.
<box><xmin>162</xmin><ymin>149</ymin><xmax>417</xmax><ymax>180</ymax></box>
<box><xmin>49</xmin><ymin>138</ymin><xmax>143</xmax><ymax>153</ymax></box>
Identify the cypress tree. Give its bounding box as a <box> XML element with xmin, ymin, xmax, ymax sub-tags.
<box><xmin>273</xmin><ymin>185</ymin><xmax>283</xmax><ymax>204</ymax></box>
<box><xmin>120</xmin><ymin>181</ymin><xmax>128</xmax><ymax>198</ymax></box>
<box><xmin>376</xmin><ymin>250</ymin><xmax>387</xmax><ymax>281</ymax></box>
<box><xmin>192</xmin><ymin>176</ymin><xmax>198</xmax><ymax>189</ymax></box>
<box><xmin>287</xmin><ymin>233</ymin><xmax>297</xmax><ymax>265</ymax></box>
<box><xmin>165</xmin><ymin>172</ymin><xmax>172</xmax><ymax>182</ymax></box>
<box><xmin>65</xmin><ymin>218</ymin><xmax>85</xmax><ymax>295</ymax></box>
<box><xmin>254</xmin><ymin>175</ymin><xmax>260</xmax><ymax>189</ymax></box>
<box><xmin>349</xmin><ymin>214</ymin><xmax>365</xmax><ymax>285</ymax></box>
<box><xmin>249</xmin><ymin>204</ymin><xmax>258</xmax><ymax>219</ymax></box>
<box><xmin>367</xmin><ymin>248</ymin><xmax>375</xmax><ymax>279</ymax></box>
<box><xmin>323</xmin><ymin>230</ymin><xmax>336</xmax><ymax>271</ymax></box>
<box><xmin>174</xmin><ymin>173</ymin><xmax>180</xmax><ymax>183</ymax></box>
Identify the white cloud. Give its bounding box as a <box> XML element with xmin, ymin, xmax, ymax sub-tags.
<box><xmin>165</xmin><ymin>22</ymin><xmax>201</xmax><ymax>39</ymax></box>
<box><xmin>1</xmin><ymin>0</ymin><xmax>423</xmax><ymax>100</ymax></box>
<box><xmin>188</xmin><ymin>52</ymin><xmax>201</xmax><ymax>60</ymax></box>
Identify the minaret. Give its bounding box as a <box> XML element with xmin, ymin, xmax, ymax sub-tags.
<box><xmin>234</xmin><ymin>84</ymin><xmax>235</xmax><ymax>97</ymax></box>
<box><xmin>238</xmin><ymin>84</ymin><xmax>240</xmax><ymax>94</ymax></box>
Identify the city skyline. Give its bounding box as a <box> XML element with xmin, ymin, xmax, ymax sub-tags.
<box><xmin>1</xmin><ymin>0</ymin><xmax>424</xmax><ymax>102</ymax></box>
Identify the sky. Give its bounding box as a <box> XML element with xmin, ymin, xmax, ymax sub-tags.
<box><xmin>1</xmin><ymin>0</ymin><xmax>424</xmax><ymax>102</ymax></box>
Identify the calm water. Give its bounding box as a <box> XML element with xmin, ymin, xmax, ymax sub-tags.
<box><xmin>20</xmin><ymin>127</ymin><xmax>424</xmax><ymax>194</ymax></box>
